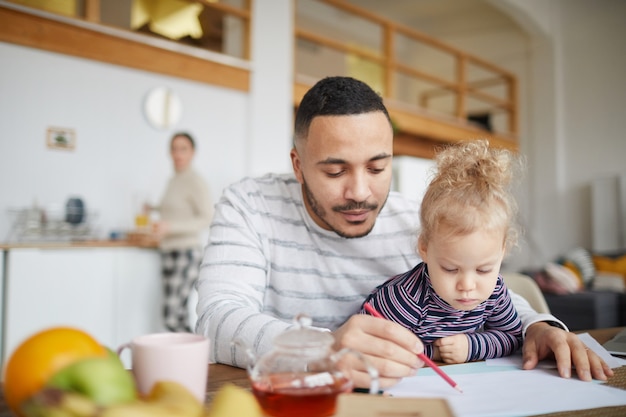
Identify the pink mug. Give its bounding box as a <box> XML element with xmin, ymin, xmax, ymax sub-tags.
<box><xmin>117</xmin><ymin>332</ymin><xmax>210</xmax><ymax>402</ymax></box>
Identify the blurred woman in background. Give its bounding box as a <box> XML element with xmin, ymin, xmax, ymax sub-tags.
<box><xmin>149</xmin><ymin>132</ymin><xmax>213</xmax><ymax>332</ymax></box>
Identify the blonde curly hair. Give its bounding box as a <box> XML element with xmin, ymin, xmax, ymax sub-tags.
<box><xmin>418</xmin><ymin>139</ymin><xmax>523</xmax><ymax>252</ymax></box>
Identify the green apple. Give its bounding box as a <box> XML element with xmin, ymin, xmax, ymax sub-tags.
<box><xmin>47</xmin><ymin>348</ymin><xmax>137</xmax><ymax>406</ymax></box>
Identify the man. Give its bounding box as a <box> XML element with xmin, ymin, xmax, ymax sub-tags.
<box><xmin>196</xmin><ymin>76</ymin><xmax>611</xmax><ymax>388</ymax></box>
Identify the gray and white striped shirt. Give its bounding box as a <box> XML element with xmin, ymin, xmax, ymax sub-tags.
<box><xmin>196</xmin><ymin>173</ymin><xmax>420</xmax><ymax>365</ymax></box>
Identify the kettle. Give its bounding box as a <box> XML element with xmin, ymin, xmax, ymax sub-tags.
<box><xmin>237</xmin><ymin>314</ymin><xmax>379</xmax><ymax>417</ymax></box>
<box><xmin>65</xmin><ymin>197</ymin><xmax>85</xmax><ymax>225</ymax></box>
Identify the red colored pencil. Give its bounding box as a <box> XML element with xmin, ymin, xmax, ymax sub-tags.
<box><xmin>363</xmin><ymin>303</ymin><xmax>463</xmax><ymax>393</ymax></box>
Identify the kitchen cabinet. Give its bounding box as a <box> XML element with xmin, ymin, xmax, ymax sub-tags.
<box><xmin>1</xmin><ymin>246</ymin><xmax>162</xmax><ymax>369</ymax></box>
<box><xmin>0</xmin><ymin>250</ymin><xmax>4</xmax><ymax>363</ymax></box>
<box><xmin>113</xmin><ymin>249</ymin><xmax>164</xmax><ymax>366</ymax></box>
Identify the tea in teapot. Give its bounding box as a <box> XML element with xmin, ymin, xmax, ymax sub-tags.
<box><xmin>239</xmin><ymin>315</ymin><xmax>379</xmax><ymax>417</ymax></box>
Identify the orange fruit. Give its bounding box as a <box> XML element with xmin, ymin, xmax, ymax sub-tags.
<box><xmin>3</xmin><ymin>326</ymin><xmax>108</xmax><ymax>416</ymax></box>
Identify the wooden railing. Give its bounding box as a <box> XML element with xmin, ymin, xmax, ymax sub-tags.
<box><xmin>295</xmin><ymin>0</ymin><xmax>518</xmax><ymax>147</ymax></box>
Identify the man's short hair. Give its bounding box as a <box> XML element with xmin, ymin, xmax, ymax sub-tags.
<box><xmin>294</xmin><ymin>76</ymin><xmax>392</xmax><ymax>142</ymax></box>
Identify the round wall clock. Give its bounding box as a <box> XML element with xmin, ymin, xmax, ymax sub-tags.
<box><xmin>143</xmin><ymin>87</ymin><xmax>183</xmax><ymax>130</ymax></box>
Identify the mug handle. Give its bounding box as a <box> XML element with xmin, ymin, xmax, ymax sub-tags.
<box><xmin>117</xmin><ymin>343</ymin><xmax>131</xmax><ymax>358</ymax></box>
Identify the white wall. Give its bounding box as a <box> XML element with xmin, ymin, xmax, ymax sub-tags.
<box><xmin>248</xmin><ymin>0</ymin><xmax>294</xmax><ymax>177</ymax></box>
<box><xmin>392</xmin><ymin>156</ymin><xmax>435</xmax><ymax>203</ymax></box>
<box><xmin>505</xmin><ymin>0</ymin><xmax>626</xmax><ymax>266</ymax></box>
<box><xmin>0</xmin><ymin>42</ymin><xmax>249</xmax><ymax>239</ymax></box>
<box><xmin>559</xmin><ymin>0</ymin><xmax>626</xmax><ymax>246</ymax></box>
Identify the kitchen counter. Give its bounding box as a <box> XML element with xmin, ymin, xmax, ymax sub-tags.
<box><xmin>0</xmin><ymin>237</ymin><xmax>159</xmax><ymax>250</ymax></box>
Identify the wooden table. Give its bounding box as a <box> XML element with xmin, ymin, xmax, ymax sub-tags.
<box><xmin>203</xmin><ymin>327</ymin><xmax>626</xmax><ymax>417</ymax></box>
<box><xmin>0</xmin><ymin>328</ymin><xmax>624</xmax><ymax>416</ymax></box>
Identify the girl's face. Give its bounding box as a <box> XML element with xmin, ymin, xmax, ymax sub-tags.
<box><xmin>418</xmin><ymin>227</ymin><xmax>506</xmax><ymax>311</ymax></box>
<box><xmin>170</xmin><ymin>135</ymin><xmax>194</xmax><ymax>172</ymax></box>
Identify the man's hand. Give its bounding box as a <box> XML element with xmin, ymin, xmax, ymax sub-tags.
<box><xmin>522</xmin><ymin>322</ymin><xmax>613</xmax><ymax>381</ymax></box>
<box><xmin>332</xmin><ymin>314</ymin><xmax>424</xmax><ymax>389</ymax></box>
<box><xmin>434</xmin><ymin>334</ymin><xmax>469</xmax><ymax>364</ymax></box>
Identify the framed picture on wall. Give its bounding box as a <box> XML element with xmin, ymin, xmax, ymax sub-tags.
<box><xmin>46</xmin><ymin>127</ymin><xmax>76</xmax><ymax>151</ymax></box>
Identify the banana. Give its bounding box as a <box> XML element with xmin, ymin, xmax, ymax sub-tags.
<box><xmin>146</xmin><ymin>381</ymin><xmax>204</xmax><ymax>417</ymax></box>
<box><xmin>100</xmin><ymin>381</ymin><xmax>204</xmax><ymax>417</ymax></box>
<box><xmin>98</xmin><ymin>401</ymin><xmax>176</xmax><ymax>417</ymax></box>
<box><xmin>21</xmin><ymin>387</ymin><xmax>99</xmax><ymax>417</ymax></box>
<box><xmin>206</xmin><ymin>384</ymin><xmax>262</xmax><ymax>417</ymax></box>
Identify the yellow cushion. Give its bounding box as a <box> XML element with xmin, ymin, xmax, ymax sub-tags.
<box><xmin>592</xmin><ymin>255</ymin><xmax>626</xmax><ymax>284</ymax></box>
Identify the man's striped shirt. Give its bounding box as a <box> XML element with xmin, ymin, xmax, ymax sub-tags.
<box><xmin>196</xmin><ymin>173</ymin><xmax>420</xmax><ymax>365</ymax></box>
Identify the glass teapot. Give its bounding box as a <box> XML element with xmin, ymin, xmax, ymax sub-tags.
<box><xmin>239</xmin><ymin>314</ymin><xmax>379</xmax><ymax>417</ymax></box>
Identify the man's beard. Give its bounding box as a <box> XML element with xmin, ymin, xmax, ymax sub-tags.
<box><xmin>302</xmin><ymin>180</ymin><xmax>387</xmax><ymax>239</ymax></box>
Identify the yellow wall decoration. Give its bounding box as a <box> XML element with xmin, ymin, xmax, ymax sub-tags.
<box><xmin>131</xmin><ymin>0</ymin><xmax>203</xmax><ymax>40</ymax></box>
<box><xmin>346</xmin><ymin>44</ymin><xmax>384</xmax><ymax>95</ymax></box>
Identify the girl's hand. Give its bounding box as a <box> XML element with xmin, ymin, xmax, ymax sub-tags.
<box><xmin>434</xmin><ymin>334</ymin><xmax>469</xmax><ymax>364</ymax></box>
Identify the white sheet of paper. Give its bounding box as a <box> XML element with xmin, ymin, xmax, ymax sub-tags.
<box><xmin>485</xmin><ymin>352</ymin><xmax>554</xmax><ymax>369</ymax></box>
<box><xmin>577</xmin><ymin>332</ymin><xmax>626</xmax><ymax>368</ymax></box>
<box><xmin>387</xmin><ymin>366</ymin><xmax>626</xmax><ymax>417</ymax></box>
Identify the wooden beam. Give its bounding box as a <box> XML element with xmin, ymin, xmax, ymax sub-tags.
<box><xmin>508</xmin><ymin>76</ymin><xmax>519</xmax><ymax>135</ymax></box>
<box><xmin>389</xmin><ymin>104</ymin><xmax>518</xmax><ymax>153</ymax></box>
<box><xmin>0</xmin><ymin>6</ymin><xmax>250</xmax><ymax>92</ymax></box>
<box><xmin>84</xmin><ymin>0</ymin><xmax>99</xmax><ymax>22</ymax></box>
<box><xmin>296</xmin><ymin>28</ymin><xmax>384</xmax><ymax>63</ymax></box>
<box><xmin>395</xmin><ymin>62</ymin><xmax>456</xmax><ymax>90</ymax></box>
<box><xmin>383</xmin><ymin>23</ymin><xmax>394</xmax><ymax>98</ymax></box>
<box><xmin>393</xmin><ymin>133</ymin><xmax>439</xmax><ymax>159</ymax></box>
<box><xmin>456</xmin><ymin>54</ymin><xmax>467</xmax><ymax>120</ymax></box>
<box><xmin>294</xmin><ymin>82</ymin><xmax>312</xmax><ymax>103</ymax></box>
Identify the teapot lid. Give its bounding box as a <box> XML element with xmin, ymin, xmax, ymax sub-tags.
<box><xmin>273</xmin><ymin>314</ymin><xmax>333</xmax><ymax>348</ymax></box>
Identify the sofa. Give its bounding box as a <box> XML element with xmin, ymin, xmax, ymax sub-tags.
<box><xmin>520</xmin><ymin>248</ymin><xmax>626</xmax><ymax>331</ymax></box>
<box><xmin>542</xmin><ymin>291</ymin><xmax>625</xmax><ymax>331</ymax></box>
